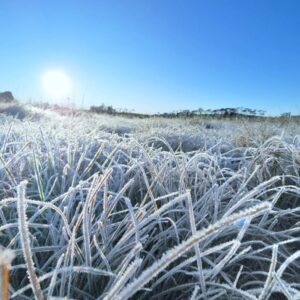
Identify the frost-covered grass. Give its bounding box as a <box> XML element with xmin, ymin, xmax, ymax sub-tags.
<box><xmin>1</xmin><ymin>107</ymin><xmax>300</xmax><ymax>299</ymax></box>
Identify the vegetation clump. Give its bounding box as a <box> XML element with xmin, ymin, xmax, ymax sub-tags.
<box><xmin>0</xmin><ymin>91</ymin><xmax>15</xmax><ymax>103</ymax></box>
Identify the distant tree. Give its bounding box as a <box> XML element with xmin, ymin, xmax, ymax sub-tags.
<box><xmin>192</xmin><ymin>109</ymin><xmax>198</xmax><ymax>116</ymax></box>
<box><xmin>240</xmin><ymin>108</ymin><xmax>257</xmax><ymax>116</ymax></box>
<box><xmin>197</xmin><ymin>108</ymin><xmax>204</xmax><ymax>115</ymax></box>
<box><xmin>225</xmin><ymin>108</ymin><xmax>238</xmax><ymax>116</ymax></box>
<box><xmin>281</xmin><ymin>112</ymin><xmax>291</xmax><ymax>118</ymax></box>
<box><xmin>257</xmin><ymin>110</ymin><xmax>266</xmax><ymax>116</ymax></box>
<box><xmin>212</xmin><ymin>109</ymin><xmax>219</xmax><ymax>115</ymax></box>
<box><xmin>90</xmin><ymin>103</ymin><xmax>116</xmax><ymax>115</ymax></box>
<box><xmin>106</xmin><ymin>105</ymin><xmax>115</xmax><ymax>115</ymax></box>
<box><xmin>0</xmin><ymin>91</ymin><xmax>15</xmax><ymax>103</ymax></box>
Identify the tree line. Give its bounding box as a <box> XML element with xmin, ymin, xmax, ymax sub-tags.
<box><xmin>89</xmin><ymin>104</ymin><xmax>268</xmax><ymax>118</ymax></box>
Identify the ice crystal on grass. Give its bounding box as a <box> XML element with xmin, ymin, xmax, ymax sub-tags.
<box><xmin>0</xmin><ymin>106</ymin><xmax>300</xmax><ymax>299</ymax></box>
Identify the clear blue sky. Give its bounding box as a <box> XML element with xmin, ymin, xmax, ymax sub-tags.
<box><xmin>0</xmin><ymin>1</ymin><xmax>300</xmax><ymax>115</ymax></box>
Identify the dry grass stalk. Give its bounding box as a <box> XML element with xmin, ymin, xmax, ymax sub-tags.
<box><xmin>0</xmin><ymin>249</ymin><xmax>14</xmax><ymax>300</ymax></box>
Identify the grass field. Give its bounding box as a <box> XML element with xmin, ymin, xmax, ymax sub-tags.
<box><xmin>1</xmin><ymin>105</ymin><xmax>300</xmax><ymax>299</ymax></box>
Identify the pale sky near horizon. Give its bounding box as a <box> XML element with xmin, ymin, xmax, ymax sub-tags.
<box><xmin>0</xmin><ymin>1</ymin><xmax>300</xmax><ymax>115</ymax></box>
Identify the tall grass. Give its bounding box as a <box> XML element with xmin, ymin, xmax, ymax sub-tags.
<box><xmin>0</xmin><ymin>106</ymin><xmax>300</xmax><ymax>299</ymax></box>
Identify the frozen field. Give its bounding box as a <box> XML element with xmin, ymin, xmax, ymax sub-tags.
<box><xmin>1</xmin><ymin>107</ymin><xmax>300</xmax><ymax>299</ymax></box>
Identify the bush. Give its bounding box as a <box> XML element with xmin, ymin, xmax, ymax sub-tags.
<box><xmin>0</xmin><ymin>104</ymin><xmax>27</xmax><ymax>120</ymax></box>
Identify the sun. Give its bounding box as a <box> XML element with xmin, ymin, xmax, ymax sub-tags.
<box><xmin>42</xmin><ymin>70</ymin><xmax>72</xmax><ymax>100</ymax></box>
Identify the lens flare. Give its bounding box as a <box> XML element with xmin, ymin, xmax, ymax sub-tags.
<box><xmin>42</xmin><ymin>70</ymin><xmax>72</xmax><ymax>100</ymax></box>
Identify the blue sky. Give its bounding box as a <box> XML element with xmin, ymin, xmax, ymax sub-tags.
<box><xmin>0</xmin><ymin>1</ymin><xmax>300</xmax><ymax>115</ymax></box>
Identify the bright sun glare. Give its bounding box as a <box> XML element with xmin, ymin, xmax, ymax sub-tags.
<box><xmin>42</xmin><ymin>70</ymin><xmax>72</xmax><ymax>100</ymax></box>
